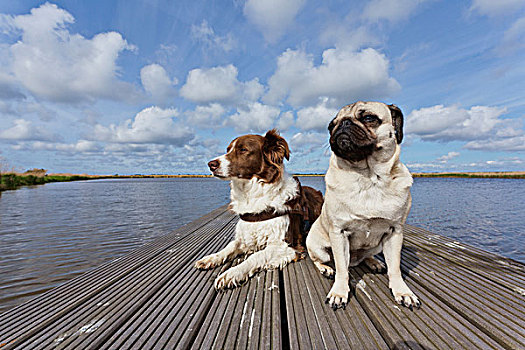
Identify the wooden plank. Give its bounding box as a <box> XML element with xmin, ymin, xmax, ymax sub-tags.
<box><xmin>234</xmin><ymin>270</ymin><xmax>259</xmax><ymax>349</ymax></box>
<box><xmin>188</xmin><ymin>265</ymin><xmax>282</xmax><ymax>350</ymax></box>
<box><xmin>283</xmin><ymin>263</ymin><xmax>314</xmax><ymax>349</ymax></box>
<box><xmin>282</xmin><ymin>258</ymin><xmax>389</xmax><ymax>349</ymax></box>
<box><xmin>79</xmin><ymin>218</ymin><xmax>238</xmax><ymax>350</ymax></box>
<box><xmin>101</xmin><ymin>228</ymin><xmax>236</xmax><ymax>349</ymax></box>
<box><xmin>282</xmin><ymin>266</ymin><xmax>301</xmax><ymax>349</ymax></box>
<box><xmin>394</xmin><ymin>240</ymin><xmax>525</xmax><ymax>349</ymax></box>
<box><xmin>299</xmin><ymin>259</ymin><xmax>389</xmax><ymax>349</ymax></box>
<box><xmin>404</xmin><ymin>225</ymin><xmax>525</xmax><ymax>290</ymax></box>
<box><xmin>270</xmin><ymin>271</ymin><xmax>281</xmax><ymax>349</ymax></box>
<box><xmin>352</xmin><ymin>264</ymin><xmax>504</xmax><ymax>350</ymax></box>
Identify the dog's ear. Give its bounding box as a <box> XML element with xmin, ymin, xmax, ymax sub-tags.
<box><xmin>328</xmin><ymin>118</ymin><xmax>336</xmax><ymax>134</ymax></box>
<box><xmin>263</xmin><ymin>129</ymin><xmax>290</xmax><ymax>165</ymax></box>
<box><xmin>388</xmin><ymin>104</ymin><xmax>404</xmax><ymax>144</ymax></box>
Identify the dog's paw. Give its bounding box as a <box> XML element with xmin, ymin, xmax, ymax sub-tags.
<box><xmin>364</xmin><ymin>257</ymin><xmax>386</xmax><ymax>273</ymax></box>
<box><xmin>390</xmin><ymin>280</ymin><xmax>420</xmax><ymax>309</ymax></box>
<box><xmin>194</xmin><ymin>254</ymin><xmax>221</xmax><ymax>270</ymax></box>
<box><xmin>214</xmin><ymin>268</ymin><xmax>246</xmax><ymax>290</ymax></box>
<box><xmin>314</xmin><ymin>262</ymin><xmax>335</xmax><ymax>279</ymax></box>
<box><xmin>325</xmin><ymin>282</ymin><xmax>350</xmax><ymax>310</ymax></box>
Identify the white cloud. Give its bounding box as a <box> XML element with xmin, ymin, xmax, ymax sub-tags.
<box><xmin>180</xmin><ymin>65</ymin><xmax>238</xmax><ymax>104</ymax></box>
<box><xmin>243</xmin><ymin>78</ymin><xmax>265</xmax><ymax>102</ymax></box>
<box><xmin>191</xmin><ymin>20</ymin><xmax>236</xmax><ymax>52</ymax></box>
<box><xmin>227</xmin><ymin>102</ymin><xmax>280</xmax><ymax>132</ymax></box>
<box><xmin>243</xmin><ymin>0</ymin><xmax>305</xmax><ymax>43</ymax></box>
<box><xmin>406</xmin><ymin>105</ymin><xmax>506</xmax><ymax>141</ymax></box>
<box><xmin>0</xmin><ymin>3</ymin><xmax>137</xmax><ymax>103</ymax></box>
<box><xmin>180</xmin><ymin>64</ymin><xmax>263</xmax><ymax>105</ymax></box>
<box><xmin>92</xmin><ymin>106</ymin><xmax>193</xmax><ymax>146</ymax></box>
<box><xmin>276</xmin><ymin>111</ymin><xmax>295</xmax><ymax>131</ymax></box>
<box><xmin>362</xmin><ymin>0</ymin><xmax>431</xmax><ymax>23</ymax></box>
<box><xmin>0</xmin><ymin>118</ymin><xmax>57</xmax><ymax>141</ymax></box>
<box><xmin>437</xmin><ymin>151</ymin><xmax>460</xmax><ymax>163</ymax></box>
<box><xmin>29</xmin><ymin>140</ymin><xmax>101</xmax><ymax>153</ymax></box>
<box><xmin>0</xmin><ymin>73</ymin><xmax>25</xmax><ymax>100</ymax></box>
<box><xmin>296</xmin><ymin>98</ymin><xmax>339</xmax><ymax>131</ymax></box>
<box><xmin>140</xmin><ymin>64</ymin><xmax>177</xmax><ymax>104</ymax></box>
<box><xmin>469</xmin><ymin>0</ymin><xmax>525</xmax><ymax>16</ymax></box>
<box><xmin>289</xmin><ymin>131</ymin><xmax>328</xmax><ymax>155</ymax></box>
<box><xmin>264</xmin><ymin>47</ymin><xmax>400</xmax><ymax>107</ymax></box>
<box><xmin>186</xmin><ymin>103</ymin><xmax>226</xmax><ymax>127</ymax></box>
<box><xmin>320</xmin><ymin>25</ymin><xmax>379</xmax><ymax>50</ymax></box>
<box><xmin>407</xmin><ymin>156</ymin><xmax>525</xmax><ymax>172</ymax></box>
<box><xmin>465</xmin><ymin>136</ymin><xmax>525</xmax><ymax>151</ymax></box>
<box><xmin>496</xmin><ymin>16</ymin><xmax>525</xmax><ymax>56</ymax></box>
<box><xmin>407</xmin><ymin>104</ymin><xmax>525</xmax><ymax>153</ymax></box>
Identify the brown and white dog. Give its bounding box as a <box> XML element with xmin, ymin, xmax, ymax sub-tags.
<box><xmin>195</xmin><ymin>129</ymin><xmax>323</xmax><ymax>289</ymax></box>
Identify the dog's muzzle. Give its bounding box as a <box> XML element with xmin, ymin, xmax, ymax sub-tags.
<box><xmin>208</xmin><ymin>158</ymin><xmax>229</xmax><ymax>178</ymax></box>
<box><xmin>331</xmin><ymin>120</ymin><xmax>376</xmax><ymax>162</ymax></box>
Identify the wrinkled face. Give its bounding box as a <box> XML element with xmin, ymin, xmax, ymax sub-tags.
<box><xmin>328</xmin><ymin>101</ymin><xmax>404</xmax><ymax>162</ymax></box>
<box><xmin>207</xmin><ymin>130</ymin><xmax>290</xmax><ymax>183</ymax></box>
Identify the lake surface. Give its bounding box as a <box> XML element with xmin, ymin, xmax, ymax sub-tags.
<box><xmin>0</xmin><ymin>177</ymin><xmax>523</xmax><ymax>313</ymax></box>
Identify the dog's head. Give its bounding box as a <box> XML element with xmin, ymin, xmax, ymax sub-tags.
<box><xmin>328</xmin><ymin>101</ymin><xmax>404</xmax><ymax>163</ymax></box>
<box><xmin>208</xmin><ymin>129</ymin><xmax>290</xmax><ymax>183</ymax></box>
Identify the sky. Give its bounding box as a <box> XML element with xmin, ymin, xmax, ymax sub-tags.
<box><xmin>0</xmin><ymin>0</ymin><xmax>524</xmax><ymax>175</ymax></box>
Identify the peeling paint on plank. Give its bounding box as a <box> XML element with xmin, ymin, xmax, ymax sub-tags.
<box><xmin>357</xmin><ymin>280</ymin><xmax>372</xmax><ymax>301</ymax></box>
<box><xmin>513</xmin><ymin>287</ymin><xmax>525</xmax><ymax>296</ymax></box>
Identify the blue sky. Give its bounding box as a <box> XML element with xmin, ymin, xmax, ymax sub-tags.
<box><xmin>0</xmin><ymin>0</ymin><xmax>524</xmax><ymax>174</ymax></box>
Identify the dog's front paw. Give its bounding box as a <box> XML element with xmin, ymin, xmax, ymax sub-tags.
<box><xmin>214</xmin><ymin>268</ymin><xmax>246</xmax><ymax>290</ymax></box>
<box><xmin>325</xmin><ymin>282</ymin><xmax>350</xmax><ymax>310</ymax></box>
<box><xmin>195</xmin><ymin>254</ymin><xmax>222</xmax><ymax>270</ymax></box>
<box><xmin>389</xmin><ymin>279</ymin><xmax>420</xmax><ymax>308</ymax></box>
<box><xmin>364</xmin><ymin>257</ymin><xmax>386</xmax><ymax>273</ymax></box>
<box><xmin>314</xmin><ymin>262</ymin><xmax>334</xmax><ymax>279</ymax></box>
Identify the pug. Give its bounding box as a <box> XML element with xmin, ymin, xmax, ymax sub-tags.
<box><xmin>306</xmin><ymin>101</ymin><xmax>419</xmax><ymax>309</ymax></box>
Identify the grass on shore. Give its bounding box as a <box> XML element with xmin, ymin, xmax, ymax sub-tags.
<box><xmin>0</xmin><ymin>173</ymin><xmax>214</xmax><ymax>191</ymax></box>
<box><xmin>0</xmin><ymin>174</ymin><xmax>97</xmax><ymax>191</ymax></box>
<box><xmin>411</xmin><ymin>172</ymin><xmax>525</xmax><ymax>179</ymax></box>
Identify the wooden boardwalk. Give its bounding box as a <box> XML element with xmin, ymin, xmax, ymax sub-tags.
<box><xmin>0</xmin><ymin>205</ymin><xmax>524</xmax><ymax>349</ymax></box>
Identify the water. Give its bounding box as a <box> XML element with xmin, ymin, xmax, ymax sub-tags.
<box><xmin>0</xmin><ymin>177</ymin><xmax>523</xmax><ymax>313</ymax></box>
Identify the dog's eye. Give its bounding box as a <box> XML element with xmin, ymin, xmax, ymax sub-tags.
<box><xmin>360</xmin><ymin>115</ymin><xmax>379</xmax><ymax>123</ymax></box>
<box><xmin>239</xmin><ymin>147</ymin><xmax>248</xmax><ymax>153</ymax></box>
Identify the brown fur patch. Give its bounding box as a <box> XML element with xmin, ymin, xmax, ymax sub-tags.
<box><xmin>285</xmin><ymin>179</ymin><xmax>324</xmax><ymax>253</ymax></box>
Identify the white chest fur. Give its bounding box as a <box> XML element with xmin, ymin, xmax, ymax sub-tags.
<box><xmin>229</xmin><ymin>174</ymin><xmax>298</xmax><ymax>251</ymax></box>
<box><xmin>235</xmin><ymin>216</ymin><xmax>290</xmax><ymax>251</ymax></box>
<box><xmin>324</xmin><ymin>152</ymin><xmax>413</xmax><ymax>234</ymax></box>
<box><xmin>229</xmin><ymin>174</ymin><xmax>298</xmax><ymax>215</ymax></box>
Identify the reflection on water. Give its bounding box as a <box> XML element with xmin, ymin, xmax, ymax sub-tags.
<box><xmin>0</xmin><ymin>176</ymin><xmax>523</xmax><ymax>313</ymax></box>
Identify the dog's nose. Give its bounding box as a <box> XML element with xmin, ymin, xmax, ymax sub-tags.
<box><xmin>208</xmin><ymin>159</ymin><xmax>220</xmax><ymax>171</ymax></box>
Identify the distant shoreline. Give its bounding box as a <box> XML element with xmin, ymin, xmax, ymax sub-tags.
<box><xmin>2</xmin><ymin>171</ymin><xmax>524</xmax><ymax>192</ymax></box>
<box><xmin>410</xmin><ymin>171</ymin><xmax>524</xmax><ymax>179</ymax></box>
<box><xmin>93</xmin><ymin>171</ymin><xmax>525</xmax><ymax>179</ymax></box>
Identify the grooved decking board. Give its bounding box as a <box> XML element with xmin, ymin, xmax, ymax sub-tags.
<box><xmin>283</xmin><ymin>258</ymin><xmax>389</xmax><ymax>350</ymax></box>
<box><xmin>1</xmin><ymin>207</ymin><xmax>523</xmax><ymax>350</ymax></box>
